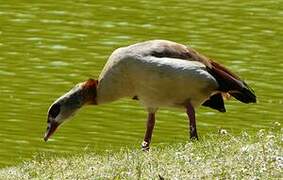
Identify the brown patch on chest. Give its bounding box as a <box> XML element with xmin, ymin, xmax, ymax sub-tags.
<box><xmin>132</xmin><ymin>95</ymin><xmax>139</xmax><ymax>100</ymax></box>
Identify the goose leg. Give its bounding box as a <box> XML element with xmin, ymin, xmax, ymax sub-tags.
<box><xmin>186</xmin><ymin>103</ymin><xmax>198</xmax><ymax>140</ymax></box>
<box><xmin>141</xmin><ymin>112</ymin><xmax>155</xmax><ymax>151</ymax></box>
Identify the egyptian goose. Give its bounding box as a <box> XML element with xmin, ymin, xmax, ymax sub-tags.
<box><xmin>44</xmin><ymin>40</ymin><xmax>256</xmax><ymax>150</ymax></box>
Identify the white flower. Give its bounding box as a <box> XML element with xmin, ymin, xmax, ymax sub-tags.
<box><xmin>219</xmin><ymin>129</ymin><xmax>228</xmax><ymax>135</ymax></box>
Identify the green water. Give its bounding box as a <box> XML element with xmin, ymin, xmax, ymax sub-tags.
<box><xmin>0</xmin><ymin>0</ymin><xmax>282</xmax><ymax>167</ymax></box>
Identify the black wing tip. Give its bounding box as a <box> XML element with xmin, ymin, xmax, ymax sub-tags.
<box><xmin>230</xmin><ymin>87</ymin><xmax>257</xmax><ymax>104</ymax></box>
<box><xmin>202</xmin><ymin>93</ymin><xmax>226</xmax><ymax>112</ymax></box>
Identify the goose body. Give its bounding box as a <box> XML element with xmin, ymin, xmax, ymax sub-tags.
<box><xmin>44</xmin><ymin>40</ymin><xmax>256</xmax><ymax>150</ymax></box>
<box><xmin>97</xmin><ymin>52</ymin><xmax>218</xmax><ymax>109</ymax></box>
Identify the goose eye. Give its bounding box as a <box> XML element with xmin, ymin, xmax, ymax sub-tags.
<box><xmin>49</xmin><ymin>103</ymin><xmax>61</xmax><ymax>119</ymax></box>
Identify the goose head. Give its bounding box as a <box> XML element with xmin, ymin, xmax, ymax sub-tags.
<box><xmin>44</xmin><ymin>79</ymin><xmax>97</xmax><ymax>141</ymax></box>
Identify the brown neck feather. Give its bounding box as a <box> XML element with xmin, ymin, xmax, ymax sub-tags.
<box><xmin>82</xmin><ymin>79</ymin><xmax>98</xmax><ymax>105</ymax></box>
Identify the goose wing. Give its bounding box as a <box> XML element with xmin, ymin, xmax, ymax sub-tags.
<box><xmin>128</xmin><ymin>40</ymin><xmax>256</xmax><ymax>111</ymax></box>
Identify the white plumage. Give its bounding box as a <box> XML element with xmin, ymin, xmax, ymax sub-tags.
<box><xmin>97</xmin><ymin>49</ymin><xmax>218</xmax><ymax>110</ymax></box>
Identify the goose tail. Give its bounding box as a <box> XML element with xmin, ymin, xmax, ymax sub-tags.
<box><xmin>229</xmin><ymin>82</ymin><xmax>256</xmax><ymax>103</ymax></box>
<box><xmin>208</xmin><ymin>60</ymin><xmax>256</xmax><ymax>104</ymax></box>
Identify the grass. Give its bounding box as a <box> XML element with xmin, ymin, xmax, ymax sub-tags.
<box><xmin>0</xmin><ymin>124</ymin><xmax>282</xmax><ymax>179</ymax></box>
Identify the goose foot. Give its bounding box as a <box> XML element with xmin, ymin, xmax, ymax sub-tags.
<box><xmin>141</xmin><ymin>141</ymin><xmax>150</xmax><ymax>151</ymax></box>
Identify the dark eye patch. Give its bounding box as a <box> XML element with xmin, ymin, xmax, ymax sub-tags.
<box><xmin>49</xmin><ymin>103</ymin><xmax>61</xmax><ymax>119</ymax></box>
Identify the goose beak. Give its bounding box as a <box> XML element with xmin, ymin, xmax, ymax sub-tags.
<box><xmin>44</xmin><ymin>119</ymin><xmax>59</xmax><ymax>142</ymax></box>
